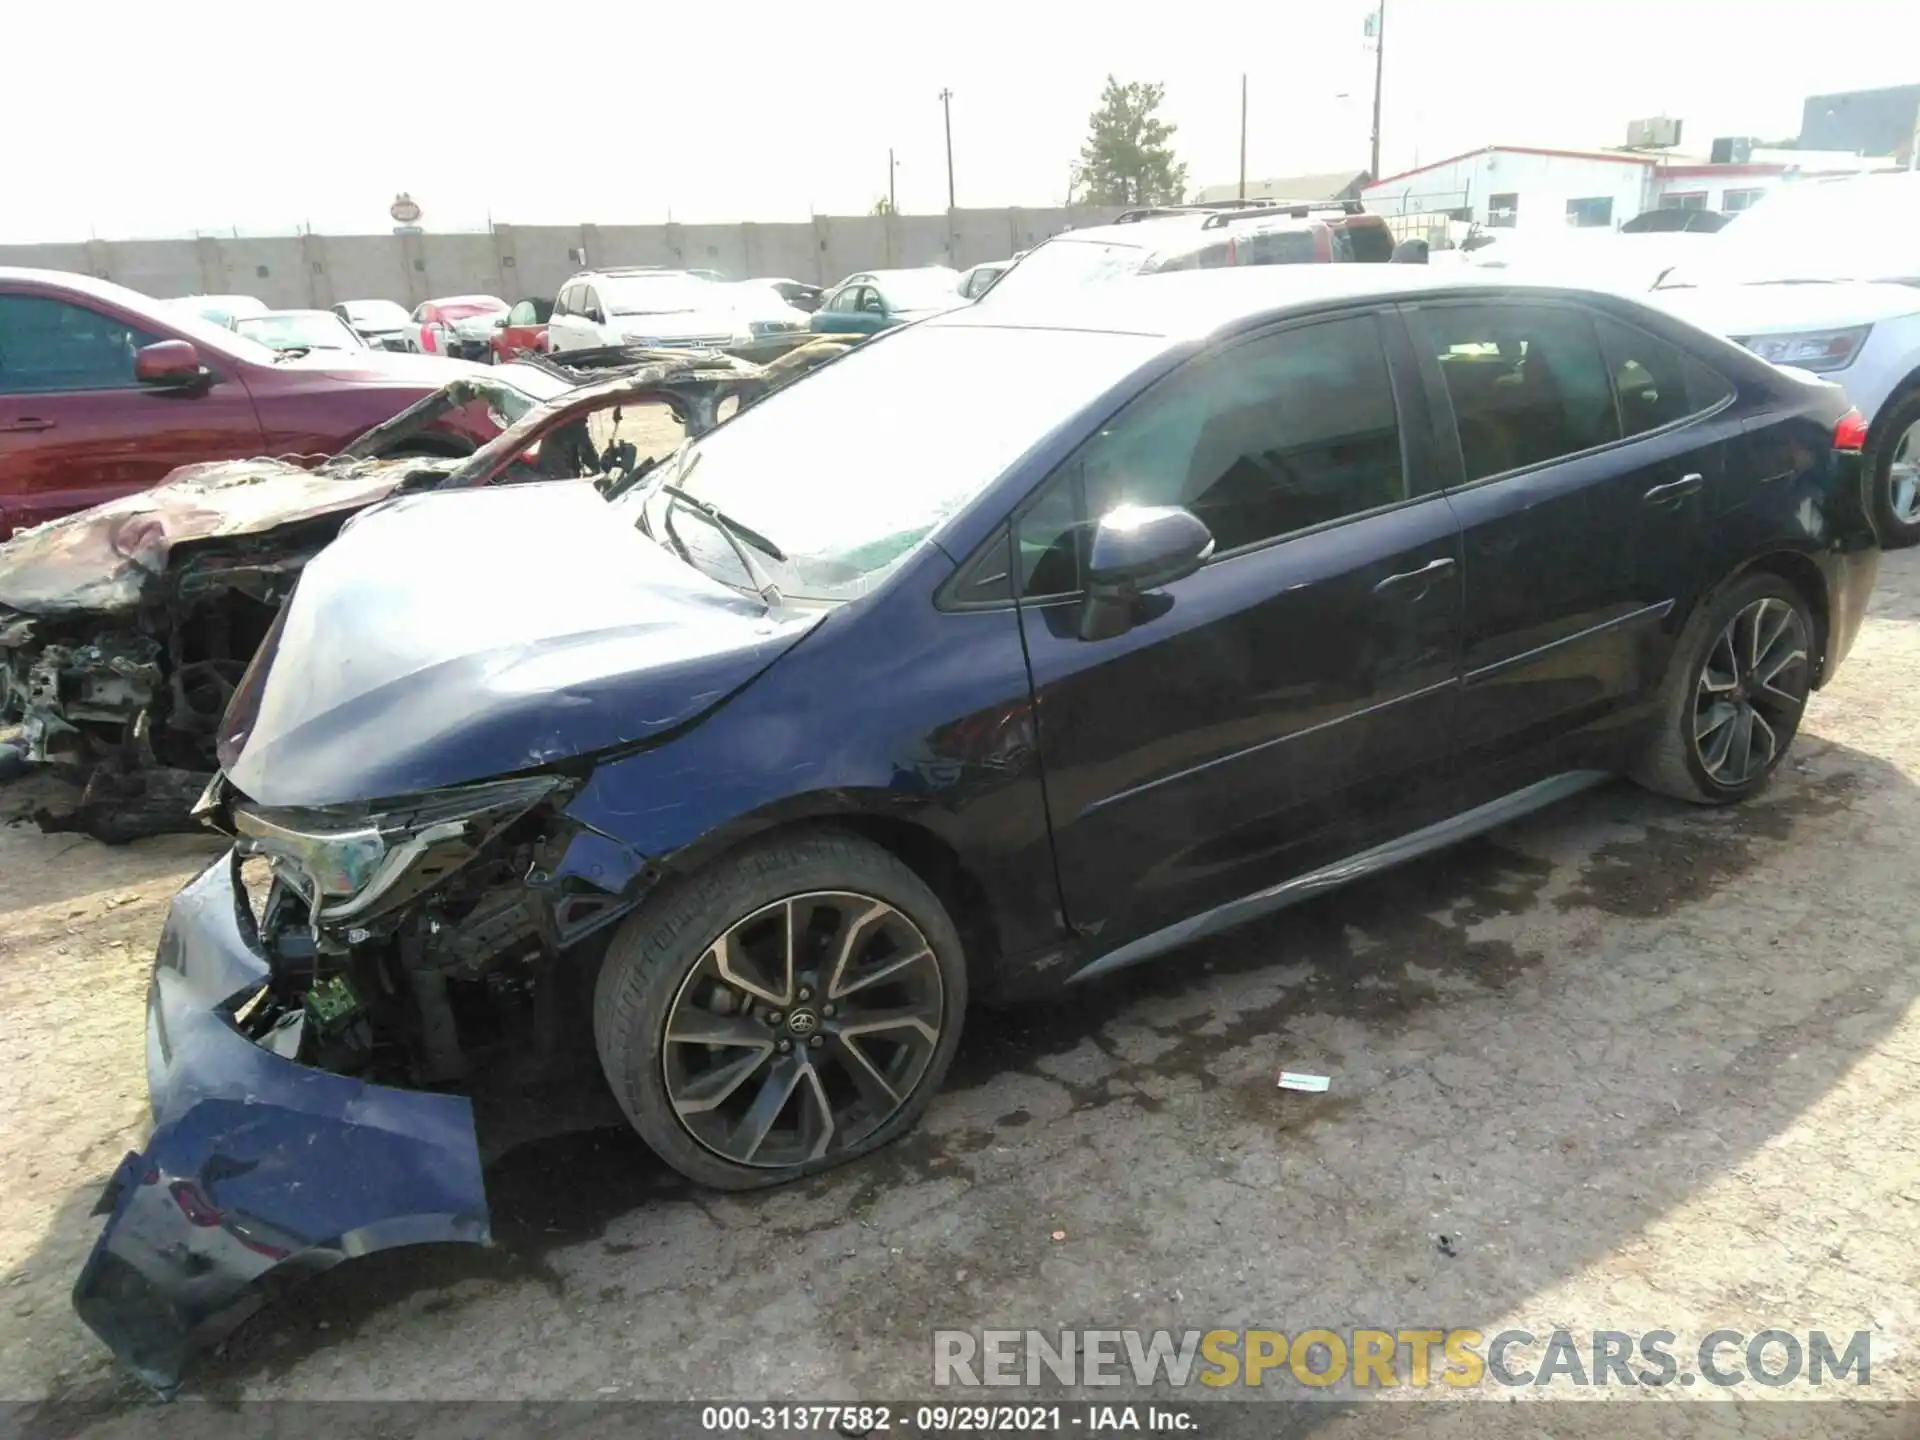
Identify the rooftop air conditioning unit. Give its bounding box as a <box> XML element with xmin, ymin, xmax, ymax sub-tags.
<box><xmin>1626</xmin><ymin>117</ymin><xmax>1684</xmax><ymax>150</ymax></box>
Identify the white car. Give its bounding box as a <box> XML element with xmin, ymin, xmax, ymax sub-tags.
<box><xmin>546</xmin><ymin>269</ymin><xmax>752</xmax><ymax>354</ymax></box>
<box><xmin>167</xmin><ymin>294</ymin><xmax>269</xmax><ymax>328</ymax></box>
<box><xmin>1651</xmin><ymin>172</ymin><xmax>1920</xmax><ymax>546</ymax></box>
<box><xmin>721</xmin><ymin>281</ymin><xmax>812</xmax><ymax>343</ymax></box>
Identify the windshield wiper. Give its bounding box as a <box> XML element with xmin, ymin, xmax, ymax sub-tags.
<box><xmin>658</xmin><ymin>482</ymin><xmax>785</xmax><ymax>607</ymax></box>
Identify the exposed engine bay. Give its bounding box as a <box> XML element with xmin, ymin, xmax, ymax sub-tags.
<box><xmin>209</xmin><ymin>771</ymin><xmax>642</xmax><ymax>1092</ymax></box>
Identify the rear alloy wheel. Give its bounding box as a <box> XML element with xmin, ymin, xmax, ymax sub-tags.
<box><xmin>594</xmin><ymin>833</ymin><xmax>966</xmax><ymax>1189</ymax></box>
<box><xmin>1691</xmin><ymin>597</ymin><xmax>1811</xmax><ymax>789</ymax></box>
<box><xmin>1634</xmin><ymin>573</ymin><xmax>1815</xmax><ymax>804</ymax></box>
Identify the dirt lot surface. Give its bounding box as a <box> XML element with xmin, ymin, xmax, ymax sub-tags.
<box><xmin>2</xmin><ymin>551</ymin><xmax>1918</xmax><ymax>1437</ymax></box>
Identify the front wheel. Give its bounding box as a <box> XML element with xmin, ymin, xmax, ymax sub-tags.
<box><xmin>593</xmin><ymin>831</ymin><xmax>967</xmax><ymax>1190</ymax></box>
<box><xmin>1866</xmin><ymin>386</ymin><xmax>1920</xmax><ymax>548</ymax></box>
<box><xmin>1632</xmin><ymin>572</ymin><xmax>1816</xmax><ymax>805</ymax></box>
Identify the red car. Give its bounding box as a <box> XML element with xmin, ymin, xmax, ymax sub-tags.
<box><xmin>489</xmin><ymin>297</ymin><xmax>553</xmax><ymax>363</ymax></box>
<box><xmin>408</xmin><ymin>295</ymin><xmax>508</xmax><ymax>361</ymax></box>
<box><xmin>0</xmin><ymin>269</ymin><xmax>498</xmax><ymax>533</ymax></box>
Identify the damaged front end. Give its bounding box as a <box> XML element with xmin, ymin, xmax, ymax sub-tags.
<box><xmin>75</xmin><ymin>769</ymin><xmax>651</xmax><ymax>1392</ymax></box>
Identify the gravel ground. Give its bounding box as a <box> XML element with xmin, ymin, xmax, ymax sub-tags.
<box><xmin>1</xmin><ymin>550</ymin><xmax>1917</xmax><ymax>1438</ymax></box>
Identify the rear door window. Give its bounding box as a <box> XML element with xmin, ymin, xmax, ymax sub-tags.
<box><xmin>1407</xmin><ymin>303</ymin><xmax>1621</xmax><ymax>482</ymax></box>
<box><xmin>0</xmin><ymin>295</ymin><xmax>158</xmax><ymax>393</ymax></box>
<box><xmin>1594</xmin><ymin>314</ymin><xmax>1734</xmax><ymax>436</ymax></box>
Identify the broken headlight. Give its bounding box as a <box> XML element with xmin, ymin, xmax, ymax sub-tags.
<box><xmin>233</xmin><ymin>774</ymin><xmax>564</xmax><ymax>930</ymax></box>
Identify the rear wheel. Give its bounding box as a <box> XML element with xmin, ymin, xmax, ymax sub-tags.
<box><xmin>1868</xmin><ymin>386</ymin><xmax>1920</xmax><ymax>548</ymax></box>
<box><xmin>1633</xmin><ymin>572</ymin><xmax>1816</xmax><ymax>804</ymax></box>
<box><xmin>593</xmin><ymin>831</ymin><xmax>967</xmax><ymax>1190</ymax></box>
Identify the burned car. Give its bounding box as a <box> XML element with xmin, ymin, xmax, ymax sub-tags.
<box><xmin>0</xmin><ymin>353</ymin><xmax>806</xmax><ymax>841</ymax></box>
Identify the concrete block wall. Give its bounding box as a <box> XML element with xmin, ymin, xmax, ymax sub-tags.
<box><xmin>0</xmin><ymin>206</ymin><xmax>1125</xmax><ymax>308</ymax></box>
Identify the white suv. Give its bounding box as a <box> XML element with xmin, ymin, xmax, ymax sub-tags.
<box><xmin>546</xmin><ymin>268</ymin><xmax>753</xmax><ymax>355</ymax></box>
<box><xmin>1651</xmin><ymin>172</ymin><xmax>1920</xmax><ymax>546</ymax></box>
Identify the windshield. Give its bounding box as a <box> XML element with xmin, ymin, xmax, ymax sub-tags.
<box><xmin>618</xmin><ymin>323</ymin><xmax>1160</xmax><ymax>601</ymax></box>
<box><xmin>235</xmin><ymin>312</ymin><xmax>364</xmax><ymax>351</ymax></box>
<box><xmin>979</xmin><ymin>237</ymin><xmax>1147</xmax><ymax>306</ymax></box>
<box><xmin>344</xmin><ymin>300</ymin><xmax>410</xmax><ymax>327</ymax></box>
<box><xmin>171</xmin><ymin>295</ymin><xmax>268</xmax><ymax>326</ymax></box>
<box><xmin>601</xmin><ymin>275</ymin><xmax>721</xmax><ymax>316</ymax></box>
<box><xmin>1662</xmin><ymin>175</ymin><xmax>1920</xmax><ymax>287</ymax></box>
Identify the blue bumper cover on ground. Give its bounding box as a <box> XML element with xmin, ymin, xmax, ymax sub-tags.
<box><xmin>71</xmin><ymin>853</ymin><xmax>489</xmax><ymax>1392</ymax></box>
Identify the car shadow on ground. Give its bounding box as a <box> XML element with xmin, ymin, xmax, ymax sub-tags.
<box><xmin>10</xmin><ymin>732</ymin><xmax>1916</xmax><ymax>1424</ymax></box>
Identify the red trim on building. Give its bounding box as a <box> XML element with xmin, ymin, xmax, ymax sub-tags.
<box><xmin>1368</xmin><ymin>145</ymin><xmax>1658</xmax><ymax>189</ymax></box>
<box><xmin>1655</xmin><ymin>163</ymin><xmax>1788</xmax><ymax>179</ymax></box>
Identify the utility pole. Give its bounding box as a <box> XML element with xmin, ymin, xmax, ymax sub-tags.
<box><xmin>938</xmin><ymin>88</ymin><xmax>956</xmax><ymax>210</ymax></box>
<box><xmin>888</xmin><ymin>148</ymin><xmax>897</xmax><ymax>212</ymax></box>
<box><xmin>1368</xmin><ymin>2</ymin><xmax>1387</xmax><ymax>181</ymax></box>
<box><xmin>1238</xmin><ymin>74</ymin><xmax>1248</xmax><ymax>200</ymax></box>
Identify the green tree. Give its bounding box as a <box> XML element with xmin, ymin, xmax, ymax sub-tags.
<box><xmin>871</xmin><ymin>196</ymin><xmax>895</xmax><ymax>216</ymax></box>
<box><xmin>1074</xmin><ymin>77</ymin><xmax>1189</xmax><ymax>206</ymax></box>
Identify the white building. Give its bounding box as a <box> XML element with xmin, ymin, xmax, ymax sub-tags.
<box><xmin>1362</xmin><ymin>143</ymin><xmax>1898</xmax><ymax>233</ymax></box>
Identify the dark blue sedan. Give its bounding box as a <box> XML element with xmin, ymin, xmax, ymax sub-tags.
<box><xmin>77</xmin><ymin>266</ymin><xmax>1879</xmax><ymax>1386</ymax></box>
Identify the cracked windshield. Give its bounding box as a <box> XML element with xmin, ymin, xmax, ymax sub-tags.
<box><xmin>3</xmin><ymin>0</ymin><xmax>1919</xmax><ymax>1431</ymax></box>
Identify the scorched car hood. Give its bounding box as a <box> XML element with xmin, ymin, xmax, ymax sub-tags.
<box><xmin>0</xmin><ymin>454</ymin><xmax>458</xmax><ymax>616</ymax></box>
<box><xmin>219</xmin><ymin>481</ymin><xmax>823</xmax><ymax>807</ymax></box>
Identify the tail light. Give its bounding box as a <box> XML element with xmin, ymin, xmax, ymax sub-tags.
<box><xmin>1834</xmin><ymin>408</ymin><xmax>1869</xmax><ymax>452</ymax></box>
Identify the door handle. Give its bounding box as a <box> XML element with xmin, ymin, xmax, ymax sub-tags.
<box><xmin>0</xmin><ymin>417</ymin><xmax>55</xmax><ymax>433</ymax></box>
<box><xmin>1372</xmin><ymin>555</ymin><xmax>1457</xmax><ymax>599</ymax></box>
<box><xmin>1643</xmin><ymin>473</ymin><xmax>1704</xmax><ymax>506</ymax></box>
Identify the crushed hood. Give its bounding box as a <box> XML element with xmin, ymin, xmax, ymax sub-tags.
<box><xmin>0</xmin><ymin>456</ymin><xmax>456</xmax><ymax>617</ymax></box>
<box><xmin>219</xmin><ymin>481</ymin><xmax>823</xmax><ymax>807</ymax></box>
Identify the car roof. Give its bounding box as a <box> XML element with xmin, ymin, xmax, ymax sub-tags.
<box><xmin>246</xmin><ymin>309</ymin><xmax>337</xmax><ymax>319</ymax></box>
<box><xmin>1044</xmin><ymin>210</ymin><xmax>1333</xmax><ymax>251</ymax></box>
<box><xmin>859</xmin><ymin>267</ymin><xmax>959</xmax><ymax>283</ymax></box>
<box><xmin>429</xmin><ymin>294</ymin><xmax>505</xmax><ymax>305</ymax></box>
<box><xmin>926</xmin><ymin>265</ymin><xmax>1639</xmax><ymax>341</ymax></box>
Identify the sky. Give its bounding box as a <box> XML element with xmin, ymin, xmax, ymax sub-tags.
<box><xmin>7</xmin><ymin>0</ymin><xmax>1919</xmax><ymax>243</ymax></box>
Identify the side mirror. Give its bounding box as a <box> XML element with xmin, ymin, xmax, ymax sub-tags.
<box><xmin>493</xmin><ymin>315</ymin><xmax>510</xmax><ymax>329</ymax></box>
<box><xmin>134</xmin><ymin>340</ymin><xmax>206</xmax><ymax>390</ymax></box>
<box><xmin>1078</xmin><ymin>505</ymin><xmax>1213</xmax><ymax>641</ymax></box>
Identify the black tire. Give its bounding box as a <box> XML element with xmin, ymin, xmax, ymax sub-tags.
<box><xmin>592</xmin><ymin>829</ymin><xmax>968</xmax><ymax>1190</ymax></box>
<box><xmin>1865</xmin><ymin>384</ymin><xmax>1920</xmax><ymax>549</ymax></box>
<box><xmin>1632</xmin><ymin>571</ymin><xmax>1817</xmax><ymax>805</ymax></box>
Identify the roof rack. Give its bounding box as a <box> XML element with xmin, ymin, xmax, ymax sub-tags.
<box><xmin>1199</xmin><ymin>199</ymin><xmax>1367</xmax><ymax>228</ymax></box>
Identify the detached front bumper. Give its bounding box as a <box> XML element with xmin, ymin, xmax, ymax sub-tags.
<box><xmin>72</xmin><ymin>853</ymin><xmax>489</xmax><ymax>1393</ymax></box>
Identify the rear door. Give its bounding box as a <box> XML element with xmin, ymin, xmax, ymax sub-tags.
<box><xmin>1401</xmin><ymin>296</ymin><xmax>1732</xmax><ymax>787</ymax></box>
<box><xmin>0</xmin><ymin>290</ymin><xmax>265</xmax><ymax>533</ymax></box>
<box><xmin>1014</xmin><ymin>309</ymin><xmax>1466</xmax><ymax>955</ymax></box>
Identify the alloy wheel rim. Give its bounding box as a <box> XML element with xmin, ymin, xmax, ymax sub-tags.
<box><xmin>1890</xmin><ymin>419</ymin><xmax>1920</xmax><ymax>526</ymax></box>
<box><xmin>661</xmin><ymin>891</ymin><xmax>944</xmax><ymax>1169</ymax></box>
<box><xmin>1692</xmin><ymin>597</ymin><xmax>1810</xmax><ymax>789</ymax></box>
